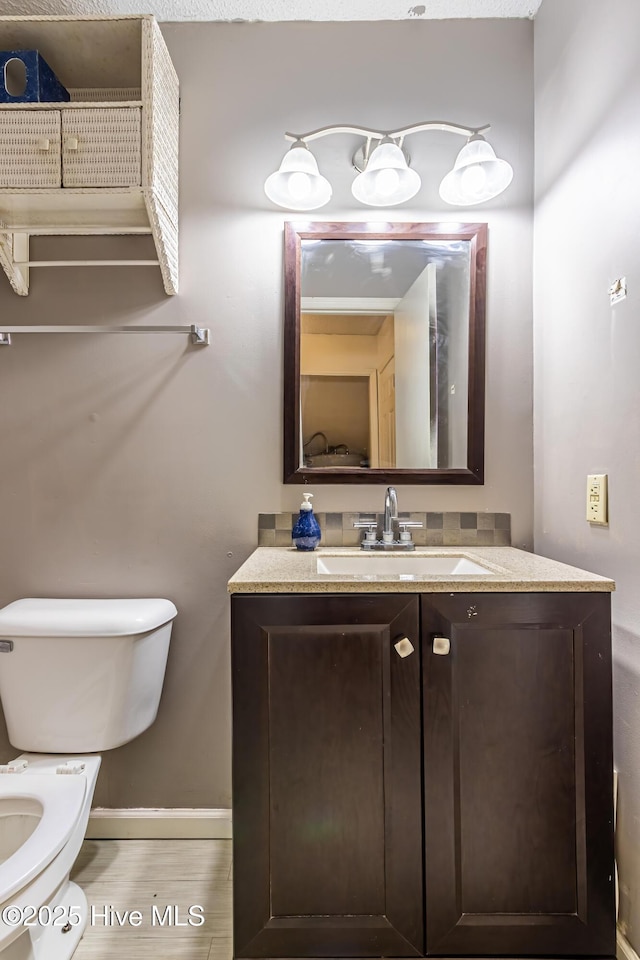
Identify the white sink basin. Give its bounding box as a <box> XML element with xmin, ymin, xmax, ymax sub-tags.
<box><xmin>316</xmin><ymin>554</ymin><xmax>495</xmax><ymax>578</ymax></box>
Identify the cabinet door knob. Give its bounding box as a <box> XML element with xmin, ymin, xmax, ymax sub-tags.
<box><xmin>37</xmin><ymin>137</ymin><xmax>51</xmax><ymax>151</ymax></box>
<box><xmin>433</xmin><ymin>636</ymin><xmax>451</xmax><ymax>656</ymax></box>
<box><xmin>394</xmin><ymin>636</ymin><xmax>415</xmax><ymax>658</ymax></box>
<box><xmin>64</xmin><ymin>136</ymin><xmax>79</xmax><ymax>151</ymax></box>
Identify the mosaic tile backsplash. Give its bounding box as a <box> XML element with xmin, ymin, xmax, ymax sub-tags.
<box><xmin>258</xmin><ymin>512</ymin><xmax>511</xmax><ymax>547</ymax></box>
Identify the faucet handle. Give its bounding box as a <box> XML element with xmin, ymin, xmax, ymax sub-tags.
<box><xmin>398</xmin><ymin>520</ymin><xmax>423</xmax><ymax>543</ymax></box>
<box><xmin>354</xmin><ymin>519</ymin><xmax>378</xmax><ymax>542</ymax></box>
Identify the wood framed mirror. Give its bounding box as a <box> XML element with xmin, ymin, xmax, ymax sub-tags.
<box><xmin>284</xmin><ymin>221</ymin><xmax>487</xmax><ymax>484</ymax></box>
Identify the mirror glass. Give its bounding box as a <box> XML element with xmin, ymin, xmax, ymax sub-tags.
<box><xmin>284</xmin><ymin>222</ymin><xmax>487</xmax><ymax>484</ymax></box>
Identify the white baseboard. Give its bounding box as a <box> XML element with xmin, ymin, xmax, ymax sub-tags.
<box><xmin>86</xmin><ymin>808</ymin><xmax>232</xmax><ymax>840</ymax></box>
<box><xmin>618</xmin><ymin>928</ymin><xmax>640</xmax><ymax>960</ymax></box>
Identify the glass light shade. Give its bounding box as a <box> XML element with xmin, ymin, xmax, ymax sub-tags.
<box><xmin>264</xmin><ymin>145</ymin><xmax>332</xmax><ymax>210</ymax></box>
<box><xmin>352</xmin><ymin>140</ymin><xmax>421</xmax><ymax>206</ymax></box>
<box><xmin>439</xmin><ymin>136</ymin><xmax>513</xmax><ymax>205</ymax></box>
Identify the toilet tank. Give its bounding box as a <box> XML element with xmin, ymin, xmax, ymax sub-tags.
<box><xmin>0</xmin><ymin>598</ymin><xmax>177</xmax><ymax>753</ymax></box>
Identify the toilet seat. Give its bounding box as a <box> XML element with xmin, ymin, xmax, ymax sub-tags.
<box><xmin>0</xmin><ymin>775</ymin><xmax>86</xmax><ymax>904</ymax></box>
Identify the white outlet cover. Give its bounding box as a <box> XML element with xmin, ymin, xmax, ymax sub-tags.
<box><xmin>586</xmin><ymin>474</ymin><xmax>608</xmax><ymax>525</ymax></box>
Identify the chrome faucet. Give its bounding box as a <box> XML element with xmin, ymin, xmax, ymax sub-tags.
<box><xmin>353</xmin><ymin>486</ymin><xmax>423</xmax><ymax>550</ymax></box>
<box><xmin>383</xmin><ymin>486</ymin><xmax>398</xmax><ymax>543</ymax></box>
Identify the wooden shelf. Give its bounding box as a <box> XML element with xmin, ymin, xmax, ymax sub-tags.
<box><xmin>0</xmin><ymin>190</ymin><xmax>150</xmax><ymax>233</ymax></box>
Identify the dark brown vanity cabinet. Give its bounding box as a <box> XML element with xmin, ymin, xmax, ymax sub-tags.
<box><xmin>421</xmin><ymin>593</ymin><xmax>614</xmax><ymax>958</ymax></box>
<box><xmin>232</xmin><ymin>594</ymin><xmax>424</xmax><ymax>958</ymax></box>
<box><xmin>231</xmin><ymin>592</ymin><xmax>615</xmax><ymax>960</ymax></box>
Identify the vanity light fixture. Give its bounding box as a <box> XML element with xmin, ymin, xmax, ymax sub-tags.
<box><xmin>264</xmin><ymin>140</ymin><xmax>332</xmax><ymax>211</ymax></box>
<box><xmin>439</xmin><ymin>134</ymin><xmax>514</xmax><ymax>205</ymax></box>
<box><xmin>264</xmin><ymin>121</ymin><xmax>513</xmax><ymax>210</ymax></box>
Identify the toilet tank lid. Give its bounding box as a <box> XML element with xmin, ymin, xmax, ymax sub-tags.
<box><xmin>0</xmin><ymin>598</ymin><xmax>178</xmax><ymax>637</ymax></box>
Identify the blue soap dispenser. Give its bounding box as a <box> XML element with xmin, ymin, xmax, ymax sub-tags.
<box><xmin>292</xmin><ymin>492</ymin><xmax>321</xmax><ymax>551</ymax></box>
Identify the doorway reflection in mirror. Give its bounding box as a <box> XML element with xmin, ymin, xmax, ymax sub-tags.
<box><xmin>300</xmin><ymin>238</ymin><xmax>470</xmax><ymax>470</ymax></box>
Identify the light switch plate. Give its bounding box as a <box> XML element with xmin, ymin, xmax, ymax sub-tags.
<box><xmin>609</xmin><ymin>278</ymin><xmax>627</xmax><ymax>306</ymax></box>
<box><xmin>587</xmin><ymin>474</ymin><xmax>608</xmax><ymax>525</ymax></box>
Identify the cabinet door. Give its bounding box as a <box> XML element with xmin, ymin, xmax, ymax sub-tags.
<box><xmin>0</xmin><ymin>111</ymin><xmax>61</xmax><ymax>187</ymax></box>
<box><xmin>61</xmin><ymin>107</ymin><xmax>141</xmax><ymax>187</ymax></box>
<box><xmin>422</xmin><ymin>593</ymin><xmax>615</xmax><ymax>957</ymax></box>
<box><xmin>232</xmin><ymin>594</ymin><xmax>423</xmax><ymax>958</ymax></box>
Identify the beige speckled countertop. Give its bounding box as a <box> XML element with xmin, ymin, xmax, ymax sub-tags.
<box><xmin>228</xmin><ymin>546</ymin><xmax>615</xmax><ymax>594</ymax></box>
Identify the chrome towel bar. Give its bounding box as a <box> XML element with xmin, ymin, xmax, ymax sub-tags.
<box><xmin>0</xmin><ymin>324</ymin><xmax>209</xmax><ymax>346</ymax></box>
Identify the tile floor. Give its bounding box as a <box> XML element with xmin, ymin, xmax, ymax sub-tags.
<box><xmin>72</xmin><ymin>839</ymin><xmax>232</xmax><ymax>960</ymax></box>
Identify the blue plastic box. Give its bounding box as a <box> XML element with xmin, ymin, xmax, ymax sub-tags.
<box><xmin>0</xmin><ymin>50</ymin><xmax>70</xmax><ymax>103</ymax></box>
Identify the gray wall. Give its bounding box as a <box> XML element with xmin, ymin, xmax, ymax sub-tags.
<box><xmin>534</xmin><ymin>0</ymin><xmax>640</xmax><ymax>948</ymax></box>
<box><xmin>0</xmin><ymin>19</ymin><xmax>534</xmax><ymax>807</ymax></box>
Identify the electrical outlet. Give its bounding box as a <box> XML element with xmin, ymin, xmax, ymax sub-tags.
<box><xmin>586</xmin><ymin>474</ymin><xmax>608</xmax><ymax>525</ymax></box>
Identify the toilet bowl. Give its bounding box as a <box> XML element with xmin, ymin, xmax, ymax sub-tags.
<box><xmin>0</xmin><ymin>598</ymin><xmax>178</xmax><ymax>959</ymax></box>
<box><xmin>0</xmin><ymin>755</ymin><xmax>100</xmax><ymax>960</ymax></box>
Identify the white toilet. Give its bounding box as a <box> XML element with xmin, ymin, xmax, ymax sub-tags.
<box><xmin>0</xmin><ymin>597</ymin><xmax>177</xmax><ymax>960</ymax></box>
